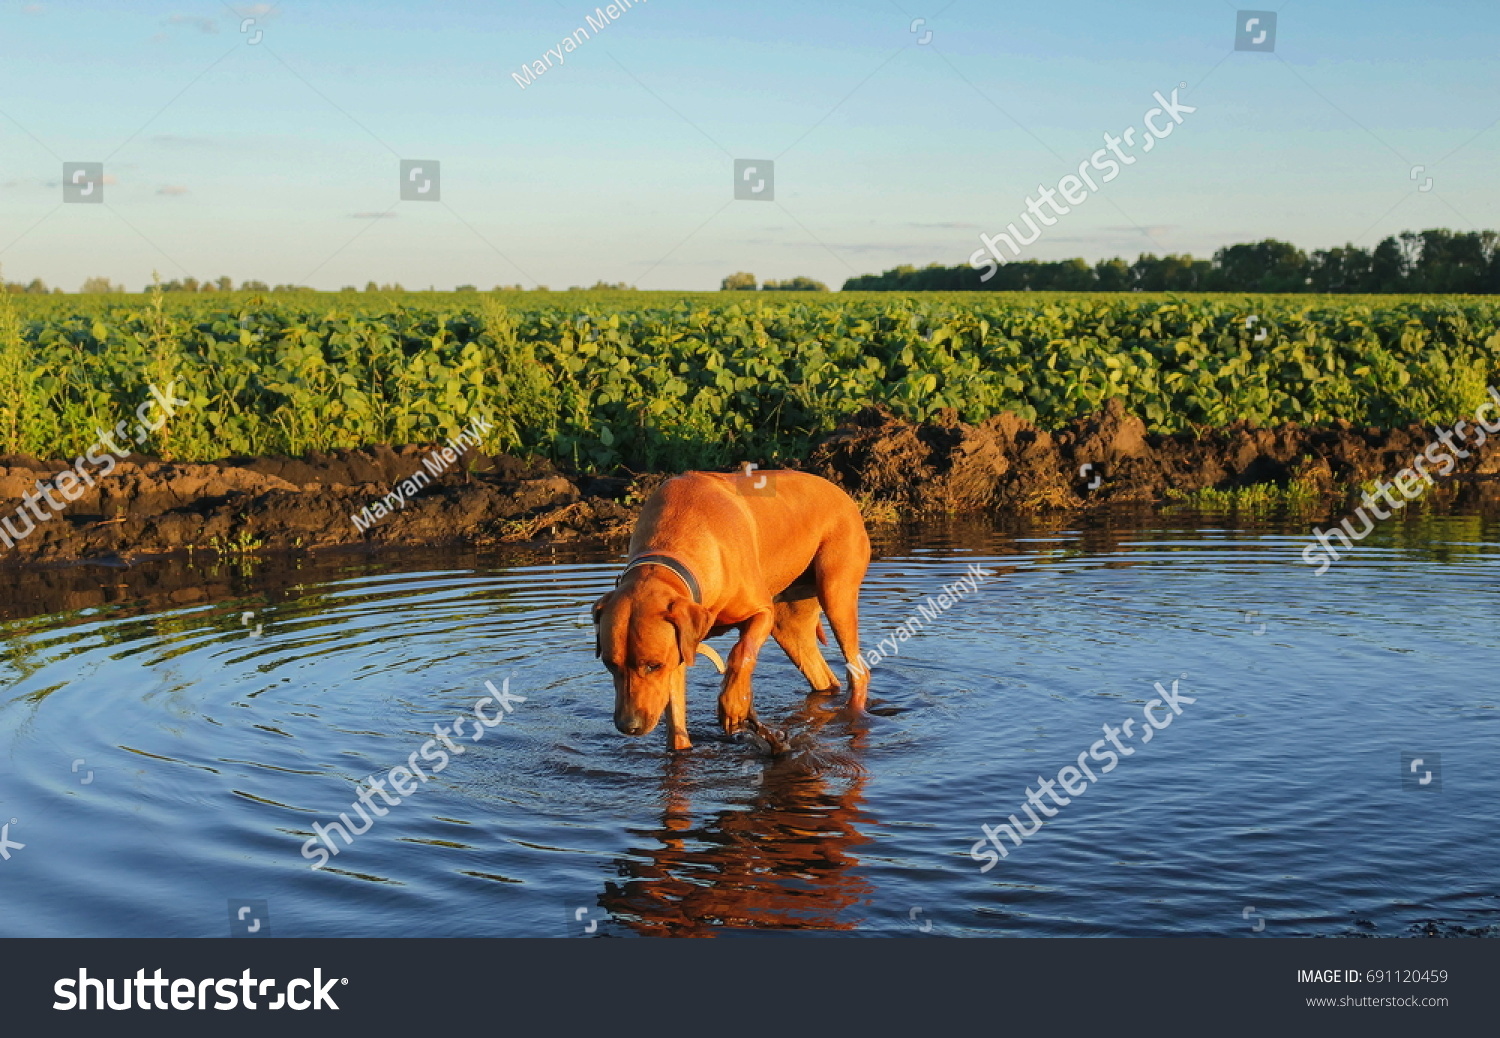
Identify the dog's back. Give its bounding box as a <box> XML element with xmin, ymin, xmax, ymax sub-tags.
<box><xmin>631</xmin><ymin>470</ymin><xmax>867</xmax><ymax>595</ymax></box>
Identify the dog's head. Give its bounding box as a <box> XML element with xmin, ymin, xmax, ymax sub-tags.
<box><xmin>593</xmin><ymin>578</ymin><xmax>714</xmax><ymax>737</ymax></box>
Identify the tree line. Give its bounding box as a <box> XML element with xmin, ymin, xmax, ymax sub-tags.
<box><xmin>721</xmin><ymin>272</ymin><xmax>830</xmax><ymax>291</ymax></box>
<box><xmin>13</xmin><ymin>277</ymin><xmax>521</xmax><ymax>294</ymax></box>
<box><xmin>13</xmin><ymin>278</ymin><xmax>683</xmax><ymax>294</ymax></box>
<box><xmin>842</xmin><ymin>229</ymin><xmax>1500</xmax><ymax>293</ymax></box>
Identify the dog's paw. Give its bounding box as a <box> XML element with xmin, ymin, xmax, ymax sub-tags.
<box><xmin>737</xmin><ymin>716</ymin><xmax>792</xmax><ymax>756</ymax></box>
<box><xmin>717</xmin><ymin>696</ymin><xmax>755</xmax><ymax>736</ymax></box>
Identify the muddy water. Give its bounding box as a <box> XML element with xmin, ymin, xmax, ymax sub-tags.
<box><xmin>1</xmin><ymin>515</ymin><xmax>1497</xmax><ymax>938</ymax></box>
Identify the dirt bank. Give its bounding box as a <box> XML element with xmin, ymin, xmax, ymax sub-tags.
<box><xmin>1</xmin><ymin>400</ymin><xmax>1497</xmax><ymax>567</ymax></box>
<box><xmin>806</xmin><ymin>399</ymin><xmax>1500</xmax><ymax>512</ymax></box>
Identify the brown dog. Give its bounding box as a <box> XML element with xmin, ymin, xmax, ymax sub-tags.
<box><xmin>592</xmin><ymin>468</ymin><xmax>870</xmax><ymax>750</ymax></box>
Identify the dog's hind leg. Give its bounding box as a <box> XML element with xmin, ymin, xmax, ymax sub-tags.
<box><xmin>815</xmin><ymin>535</ymin><xmax>871</xmax><ymax>713</ymax></box>
<box><xmin>771</xmin><ymin>597</ymin><xmax>840</xmax><ymax>693</ymax></box>
<box><xmin>821</xmin><ymin>591</ymin><xmax>869</xmax><ymax>712</ymax></box>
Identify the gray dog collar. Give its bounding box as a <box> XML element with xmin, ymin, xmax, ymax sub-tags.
<box><xmin>618</xmin><ymin>553</ymin><xmax>702</xmax><ymax>604</ymax></box>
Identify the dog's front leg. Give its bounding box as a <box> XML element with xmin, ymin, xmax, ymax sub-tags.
<box><xmin>717</xmin><ymin>608</ymin><xmax>774</xmax><ymax>735</ymax></box>
<box><xmin>666</xmin><ymin>666</ymin><xmax>692</xmax><ymax>752</ymax></box>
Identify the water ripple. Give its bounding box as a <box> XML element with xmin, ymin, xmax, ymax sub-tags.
<box><xmin>0</xmin><ymin>517</ymin><xmax>1496</xmax><ymax>936</ymax></box>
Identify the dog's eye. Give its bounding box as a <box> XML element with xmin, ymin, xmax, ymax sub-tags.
<box><xmin>643</xmin><ymin>663</ymin><xmax>662</xmax><ymax>673</ymax></box>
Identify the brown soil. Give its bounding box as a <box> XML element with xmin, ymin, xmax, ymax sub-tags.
<box><xmin>2</xmin><ymin>400</ymin><xmax>1497</xmax><ymax>568</ymax></box>
<box><xmin>806</xmin><ymin>399</ymin><xmax>1500</xmax><ymax>512</ymax></box>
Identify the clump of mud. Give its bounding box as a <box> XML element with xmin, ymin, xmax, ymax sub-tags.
<box><xmin>1</xmin><ymin>399</ymin><xmax>1496</xmax><ymax>566</ymax></box>
<box><xmin>0</xmin><ymin>444</ymin><xmax>636</xmax><ymax>565</ymax></box>
<box><xmin>804</xmin><ymin>398</ymin><xmax>1500</xmax><ymax>514</ymax></box>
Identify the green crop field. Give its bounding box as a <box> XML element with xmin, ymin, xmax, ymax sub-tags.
<box><xmin>2</xmin><ymin>287</ymin><xmax>1497</xmax><ymax>471</ymax></box>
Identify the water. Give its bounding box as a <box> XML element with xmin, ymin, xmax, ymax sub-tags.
<box><xmin>1</xmin><ymin>514</ymin><xmax>1497</xmax><ymax>938</ymax></box>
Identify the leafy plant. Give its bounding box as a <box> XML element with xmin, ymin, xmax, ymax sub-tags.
<box><xmin>0</xmin><ymin>289</ymin><xmax>1495</xmax><ymax>472</ymax></box>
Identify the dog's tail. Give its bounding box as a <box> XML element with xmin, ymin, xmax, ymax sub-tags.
<box><xmin>696</xmin><ymin>644</ymin><xmax>727</xmax><ymax>674</ymax></box>
<box><xmin>816</xmin><ymin>618</ymin><xmax>828</xmax><ymax>646</ymax></box>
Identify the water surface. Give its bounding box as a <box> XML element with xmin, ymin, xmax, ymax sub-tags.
<box><xmin>1</xmin><ymin>515</ymin><xmax>1496</xmax><ymax>937</ymax></box>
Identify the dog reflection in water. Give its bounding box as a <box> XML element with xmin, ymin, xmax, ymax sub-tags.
<box><xmin>593</xmin><ymin>696</ymin><xmax>874</xmax><ymax>936</ymax></box>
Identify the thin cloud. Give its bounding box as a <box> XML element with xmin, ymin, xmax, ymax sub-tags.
<box><xmin>167</xmin><ymin>14</ymin><xmax>218</xmax><ymax>34</ymax></box>
<box><xmin>40</xmin><ymin>175</ymin><xmax>119</xmax><ymax>188</ymax></box>
<box><xmin>1102</xmin><ymin>224</ymin><xmax>1176</xmax><ymax>238</ymax></box>
<box><xmin>775</xmin><ymin>240</ymin><xmax>966</xmax><ymax>255</ymax></box>
<box><xmin>158</xmin><ymin>185</ymin><xmax>190</xmax><ymax>196</ymax></box>
<box><xmin>350</xmin><ymin>212</ymin><xmax>398</xmax><ymax>220</ymax></box>
<box><xmin>152</xmin><ymin>134</ymin><xmax>215</xmax><ymax>148</ymax></box>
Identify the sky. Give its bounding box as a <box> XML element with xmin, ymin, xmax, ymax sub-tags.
<box><xmin>0</xmin><ymin>0</ymin><xmax>1497</xmax><ymax>291</ymax></box>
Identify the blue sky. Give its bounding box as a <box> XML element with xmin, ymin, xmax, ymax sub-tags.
<box><xmin>1</xmin><ymin>0</ymin><xmax>1497</xmax><ymax>290</ymax></box>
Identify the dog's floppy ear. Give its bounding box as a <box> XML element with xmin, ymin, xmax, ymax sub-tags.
<box><xmin>591</xmin><ymin>591</ymin><xmax>615</xmax><ymax>659</ymax></box>
<box><xmin>665</xmin><ymin>598</ymin><xmax>714</xmax><ymax>668</ymax></box>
